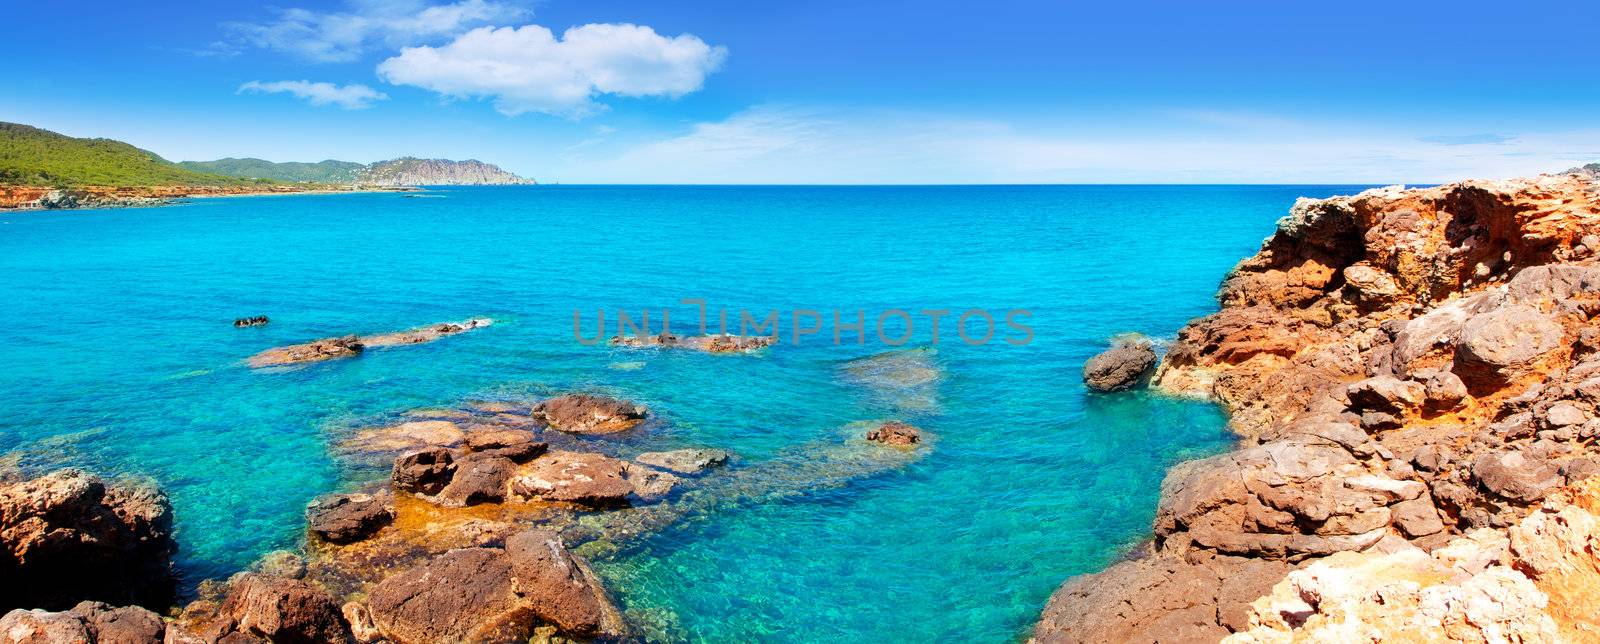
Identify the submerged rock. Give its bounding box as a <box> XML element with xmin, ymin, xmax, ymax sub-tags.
<box><xmin>840</xmin><ymin>348</ymin><xmax>943</xmax><ymax>411</ymax></box>
<box><xmin>1082</xmin><ymin>337</ymin><xmax>1158</xmax><ymax>392</ymax></box>
<box><xmin>610</xmin><ymin>332</ymin><xmax>776</xmax><ymax>353</ymax></box>
<box><xmin>531</xmin><ymin>394</ymin><xmax>647</xmax><ymax>434</ymax></box>
<box><xmin>359</xmin><ymin>318</ymin><xmax>492</xmax><ymax>348</ymax></box>
<box><xmin>340</xmin><ymin>420</ymin><xmax>466</xmax><ymax>456</ymax></box>
<box><xmin>634</xmin><ymin>448</ymin><xmax>731</xmax><ymax>475</ymax></box>
<box><xmin>0</xmin><ymin>469</ymin><xmax>176</xmax><ymax>612</ymax></box>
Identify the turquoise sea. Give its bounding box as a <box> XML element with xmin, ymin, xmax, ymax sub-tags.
<box><xmin>0</xmin><ymin>185</ymin><xmax>1366</xmax><ymax>641</ymax></box>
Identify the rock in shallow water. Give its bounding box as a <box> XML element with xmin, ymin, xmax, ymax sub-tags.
<box><xmin>307</xmin><ymin>492</ymin><xmax>395</xmax><ymax>544</ymax></box>
<box><xmin>510</xmin><ymin>451</ymin><xmax>633</xmax><ymax>507</ymax></box>
<box><xmin>865</xmin><ymin>421</ymin><xmax>923</xmax><ymax>446</ymax></box>
<box><xmin>1082</xmin><ymin>338</ymin><xmax>1158</xmax><ymax>392</ymax></box>
<box><xmin>531</xmin><ymin>394</ymin><xmax>647</xmax><ymax>434</ymax></box>
<box><xmin>365</xmin><ymin>530</ymin><xmax>621</xmax><ymax>642</ymax></box>
<box><xmin>634</xmin><ymin>448</ymin><xmax>731</xmax><ymax>474</ymax></box>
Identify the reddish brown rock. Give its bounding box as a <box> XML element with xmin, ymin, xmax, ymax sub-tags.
<box><xmin>432</xmin><ymin>455</ymin><xmax>516</xmax><ymax>508</ymax></box>
<box><xmin>306</xmin><ymin>493</ymin><xmax>394</xmax><ymax>544</ymax></box>
<box><xmin>509</xmin><ymin>451</ymin><xmax>633</xmax><ymax>507</ymax></box>
<box><xmin>204</xmin><ymin>574</ymin><xmax>352</xmax><ymax>644</ymax></box>
<box><xmin>0</xmin><ymin>469</ymin><xmax>175</xmax><ymax>612</ymax></box>
<box><xmin>864</xmin><ymin>421</ymin><xmax>923</xmax><ymax>447</ymax></box>
<box><xmin>364</xmin><ymin>532</ymin><xmax>622</xmax><ymax>642</ymax></box>
<box><xmin>1037</xmin><ymin>172</ymin><xmax>1600</xmax><ymax>641</ymax></box>
<box><xmin>530</xmin><ymin>395</ymin><xmax>646</xmax><ymax>434</ymax></box>
<box><xmin>247</xmin><ymin>335</ymin><xmax>364</xmax><ymax>368</ymax></box>
<box><xmin>462</xmin><ymin>428</ymin><xmax>545</xmax><ymax>462</ymax></box>
<box><xmin>390</xmin><ymin>448</ymin><xmax>455</xmax><ymax>495</ymax></box>
<box><xmin>1082</xmin><ymin>338</ymin><xmax>1158</xmax><ymax>392</ymax></box>
<box><xmin>248</xmin><ymin>319</ymin><xmax>491</xmax><ymax>368</ymax></box>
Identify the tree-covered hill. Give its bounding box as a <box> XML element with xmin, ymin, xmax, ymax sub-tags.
<box><xmin>177</xmin><ymin>158</ymin><xmax>365</xmax><ymax>183</ymax></box>
<box><xmin>0</xmin><ymin>122</ymin><xmax>252</xmax><ymax>187</ymax></box>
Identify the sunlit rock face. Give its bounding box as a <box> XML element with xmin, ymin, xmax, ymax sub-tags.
<box><xmin>1034</xmin><ymin>171</ymin><xmax>1600</xmax><ymax>642</ymax></box>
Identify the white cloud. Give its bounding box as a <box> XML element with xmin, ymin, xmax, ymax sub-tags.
<box><xmin>554</xmin><ymin>105</ymin><xmax>1600</xmax><ymax>184</ymax></box>
<box><xmin>238</xmin><ymin>80</ymin><xmax>389</xmax><ymax>109</ymax></box>
<box><xmin>230</xmin><ymin>0</ymin><xmax>527</xmax><ymax>63</ymax></box>
<box><xmin>377</xmin><ymin>23</ymin><xmax>727</xmax><ymax>117</ymax></box>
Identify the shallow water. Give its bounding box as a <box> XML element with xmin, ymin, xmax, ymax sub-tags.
<box><xmin>0</xmin><ymin>185</ymin><xmax>1366</xmax><ymax>641</ymax></box>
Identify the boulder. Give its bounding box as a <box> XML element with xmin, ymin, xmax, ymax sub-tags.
<box><xmin>366</xmin><ymin>533</ymin><xmax>620</xmax><ymax>642</ymax></box>
<box><xmin>1082</xmin><ymin>339</ymin><xmax>1158</xmax><ymax>392</ymax></box>
<box><xmin>433</xmin><ymin>455</ymin><xmax>516</xmax><ymax>508</ymax></box>
<box><xmin>1544</xmin><ymin>402</ymin><xmax>1589</xmax><ymax>428</ymax></box>
<box><xmin>1423</xmin><ymin>370</ymin><xmax>1469</xmax><ymax>411</ymax></box>
<box><xmin>1473</xmin><ymin>450</ymin><xmax>1564</xmax><ymax>503</ymax></box>
<box><xmin>204</xmin><ymin>574</ymin><xmax>351</xmax><ymax>644</ymax></box>
<box><xmin>1455</xmin><ymin>305</ymin><xmax>1564</xmax><ymax>390</ymax></box>
<box><xmin>463</xmin><ymin>428</ymin><xmax>546</xmax><ymax>463</ymax></box>
<box><xmin>531</xmin><ymin>395</ymin><xmax>647</xmax><ymax>434</ymax></box>
<box><xmin>1346</xmin><ymin>376</ymin><xmax>1424</xmax><ymax>413</ymax></box>
<box><xmin>864</xmin><ymin>421</ymin><xmax>923</xmax><ymax>446</ymax></box>
<box><xmin>510</xmin><ymin>451</ymin><xmax>632</xmax><ymax>507</ymax></box>
<box><xmin>633</xmin><ymin>449</ymin><xmax>731</xmax><ymax>475</ymax></box>
<box><xmin>69</xmin><ymin>601</ymin><xmax>165</xmax><ymax>643</ymax></box>
<box><xmin>390</xmin><ymin>448</ymin><xmax>455</xmax><ymax>495</ymax></box>
<box><xmin>0</xmin><ymin>469</ymin><xmax>175</xmax><ymax>612</ymax></box>
<box><xmin>1341</xmin><ymin>264</ymin><xmax>1401</xmax><ymax>304</ymax></box>
<box><xmin>306</xmin><ymin>493</ymin><xmax>394</xmax><ymax>544</ymax></box>
<box><xmin>366</xmin><ymin>548</ymin><xmax>527</xmax><ymax>644</ymax></box>
<box><xmin>502</xmin><ymin>530</ymin><xmax>618</xmax><ymax>637</ymax></box>
<box><xmin>0</xmin><ymin>608</ymin><xmax>92</xmax><ymax>644</ymax></box>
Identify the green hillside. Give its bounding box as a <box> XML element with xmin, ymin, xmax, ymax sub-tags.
<box><xmin>0</xmin><ymin>122</ymin><xmax>254</xmax><ymax>187</ymax></box>
<box><xmin>178</xmin><ymin>157</ymin><xmax>365</xmax><ymax>183</ymax></box>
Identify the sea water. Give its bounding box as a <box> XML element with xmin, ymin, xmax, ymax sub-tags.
<box><xmin>0</xmin><ymin>185</ymin><xmax>1366</xmax><ymax>641</ymax></box>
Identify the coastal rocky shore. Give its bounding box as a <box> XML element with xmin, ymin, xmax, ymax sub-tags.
<box><xmin>1</xmin><ymin>349</ymin><xmax>936</xmax><ymax>642</ymax></box>
<box><xmin>0</xmin><ymin>184</ymin><xmax>415</xmax><ymax>211</ymax></box>
<box><xmin>1038</xmin><ymin>169</ymin><xmax>1600</xmax><ymax>641</ymax></box>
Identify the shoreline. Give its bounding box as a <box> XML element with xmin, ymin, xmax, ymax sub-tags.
<box><xmin>0</xmin><ymin>184</ymin><xmax>423</xmax><ymax>212</ymax></box>
<box><xmin>1034</xmin><ymin>169</ymin><xmax>1600</xmax><ymax>641</ymax></box>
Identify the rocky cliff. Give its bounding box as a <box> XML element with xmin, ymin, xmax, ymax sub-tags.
<box><xmin>357</xmin><ymin>157</ymin><xmax>534</xmax><ymax>186</ymax></box>
<box><xmin>1036</xmin><ymin>169</ymin><xmax>1600</xmax><ymax>642</ymax></box>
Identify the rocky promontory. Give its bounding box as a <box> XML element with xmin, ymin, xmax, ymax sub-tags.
<box><xmin>1037</xmin><ymin>170</ymin><xmax>1600</xmax><ymax>641</ymax></box>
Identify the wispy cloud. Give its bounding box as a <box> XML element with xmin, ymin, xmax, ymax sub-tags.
<box><xmin>554</xmin><ymin>105</ymin><xmax>1600</xmax><ymax>184</ymax></box>
<box><xmin>1417</xmin><ymin>133</ymin><xmax>1516</xmax><ymax>146</ymax></box>
<box><xmin>377</xmin><ymin>23</ymin><xmax>727</xmax><ymax>118</ymax></box>
<box><xmin>228</xmin><ymin>0</ymin><xmax>528</xmax><ymax>63</ymax></box>
<box><xmin>238</xmin><ymin>80</ymin><xmax>389</xmax><ymax>109</ymax></box>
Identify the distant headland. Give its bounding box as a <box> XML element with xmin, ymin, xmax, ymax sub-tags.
<box><xmin>0</xmin><ymin>121</ymin><xmax>535</xmax><ymax>210</ymax></box>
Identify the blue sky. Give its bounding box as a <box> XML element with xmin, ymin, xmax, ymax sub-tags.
<box><xmin>4</xmin><ymin>0</ymin><xmax>1598</xmax><ymax>183</ymax></box>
